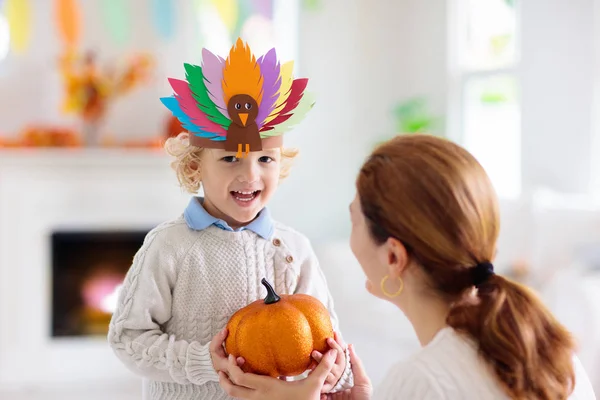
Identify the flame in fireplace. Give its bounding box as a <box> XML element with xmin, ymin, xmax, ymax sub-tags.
<box><xmin>101</xmin><ymin>284</ymin><xmax>123</xmax><ymax>313</ymax></box>
<box><xmin>82</xmin><ymin>272</ymin><xmax>124</xmax><ymax>314</ymax></box>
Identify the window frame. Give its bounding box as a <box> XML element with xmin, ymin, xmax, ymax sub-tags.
<box><xmin>447</xmin><ymin>0</ymin><xmax>522</xmax><ymax>199</ymax></box>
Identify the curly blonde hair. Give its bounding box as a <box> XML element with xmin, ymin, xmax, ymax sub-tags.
<box><xmin>164</xmin><ymin>132</ymin><xmax>299</xmax><ymax>194</ymax></box>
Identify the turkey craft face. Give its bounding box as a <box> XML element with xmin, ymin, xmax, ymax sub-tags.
<box><xmin>228</xmin><ymin>94</ymin><xmax>259</xmax><ymax>128</ymax></box>
<box><xmin>225</xmin><ymin>94</ymin><xmax>261</xmax><ymax>157</ymax></box>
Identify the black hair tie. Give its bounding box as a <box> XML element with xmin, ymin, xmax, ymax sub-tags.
<box><xmin>471</xmin><ymin>262</ymin><xmax>495</xmax><ymax>287</ymax></box>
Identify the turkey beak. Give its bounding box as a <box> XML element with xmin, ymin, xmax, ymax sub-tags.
<box><xmin>239</xmin><ymin>113</ymin><xmax>248</xmax><ymax>126</ymax></box>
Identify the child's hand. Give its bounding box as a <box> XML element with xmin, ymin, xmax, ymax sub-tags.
<box><xmin>209</xmin><ymin>327</ymin><xmax>244</xmax><ymax>373</ymax></box>
<box><xmin>311</xmin><ymin>331</ymin><xmax>347</xmax><ymax>393</ymax></box>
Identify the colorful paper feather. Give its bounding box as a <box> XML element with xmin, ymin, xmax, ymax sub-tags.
<box><xmin>262</xmin><ymin>92</ymin><xmax>316</xmax><ymax>137</ymax></box>
<box><xmin>185</xmin><ymin>63</ymin><xmax>231</xmax><ymax>130</ymax></box>
<box><xmin>222</xmin><ymin>38</ymin><xmax>263</xmax><ymax>107</ymax></box>
<box><xmin>160</xmin><ymin>97</ymin><xmax>224</xmax><ymax>139</ymax></box>
<box><xmin>168</xmin><ymin>78</ymin><xmax>226</xmax><ymax>137</ymax></box>
<box><xmin>262</xmin><ymin>61</ymin><xmax>294</xmax><ymax>125</ymax></box>
<box><xmin>260</xmin><ymin>78</ymin><xmax>308</xmax><ymax>132</ymax></box>
<box><xmin>201</xmin><ymin>48</ymin><xmax>229</xmax><ymax>118</ymax></box>
<box><xmin>255</xmin><ymin>48</ymin><xmax>281</xmax><ymax>128</ymax></box>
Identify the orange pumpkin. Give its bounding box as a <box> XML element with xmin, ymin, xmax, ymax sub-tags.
<box><xmin>225</xmin><ymin>278</ymin><xmax>333</xmax><ymax>377</ymax></box>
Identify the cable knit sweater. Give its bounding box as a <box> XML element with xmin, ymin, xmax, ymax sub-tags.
<box><xmin>108</xmin><ymin>215</ymin><xmax>353</xmax><ymax>400</ymax></box>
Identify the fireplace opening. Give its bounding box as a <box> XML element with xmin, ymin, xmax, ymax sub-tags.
<box><xmin>51</xmin><ymin>230</ymin><xmax>149</xmax><ymax>338</ymax></box>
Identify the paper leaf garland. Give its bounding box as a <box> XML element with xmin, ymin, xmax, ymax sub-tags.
<box><xmin>152</xmin><ymin>0</ymin><xmax>175</xmax><ymax>40</ymax></box>
<box><xmin>102</xmin><ymin>0</ymin><xmax>130</xmax><ymax>46</ymax></box>
<box><xmin>5</xmin><ymin>0</ymin><xmax>31</xmax><ymax>53</ymax></box>
<box><xmin>55</xmin><ymin>0</ymin><xmax>80</xmax><ymax>49</ymax></box>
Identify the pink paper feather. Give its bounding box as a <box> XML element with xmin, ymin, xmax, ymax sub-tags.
<box><xmin>168</xmin><ymin>78</ymin><xmax>226</xmax><ymax>136</ymax></box>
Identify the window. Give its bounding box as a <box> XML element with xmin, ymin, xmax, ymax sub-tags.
<box><xmin>195</xmin><ymin>0</ymin><xmax>299</xmax><ymax>63</ymax></box>
<box><xmin>448</xmin><ymin>0</ymin><xmax>521</xmax><ymax>199</ymax></box>
<box><xmin>0</xmin><ymin>12</ymin><xmax>8</xmax><ymax>63</ymax></box>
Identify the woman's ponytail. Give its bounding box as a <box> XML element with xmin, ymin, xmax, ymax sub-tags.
<box><xmin>448</xmin><ymin>275</ymin><xmax>576</xmax><ymax>399</ymax></box>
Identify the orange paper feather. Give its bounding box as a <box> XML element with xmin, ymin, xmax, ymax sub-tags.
<box><xmin>222</xmin><ymin>38</ymin><xmax>263</xmax><ymax>107</ymax></box>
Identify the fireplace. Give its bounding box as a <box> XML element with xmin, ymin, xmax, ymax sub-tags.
<box><xmin>51</xmin><ymin>230</ymin><xmax>149</xmax><ymax>338</ymax></box>
<box><xmin>0</xmin><ymin>150</ymin><xmax>191</xmax><ymax>389</ymax></box>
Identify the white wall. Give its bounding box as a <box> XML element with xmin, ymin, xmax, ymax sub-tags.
<box><xmin>520</xmin><ymin>0</ymin><xmax>595</xmax><ymax>194</ymax></box>
<box><xmin>271</xmin><ymin>0</ymin><xmax>449</xmax><ymax>241</ymax></box>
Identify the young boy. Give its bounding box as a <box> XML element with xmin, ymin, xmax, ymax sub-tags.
<box><xmin>108</xmin><ymin>39</ymin><xmax>353</xmax><ymax>400</ymax></box>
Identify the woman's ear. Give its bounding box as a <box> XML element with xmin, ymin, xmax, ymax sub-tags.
<box><xmin>385</xmin><ymin>237</ymin><xmax>409</xmax><ymax>279</ymax></box>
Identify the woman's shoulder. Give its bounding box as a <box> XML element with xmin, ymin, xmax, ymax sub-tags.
<box><xmin>571</xmin><ymin>355</ymin><xmax>597</xmax><ymax>399</ymax></box>
<box><xmin>375</xmin><ymin>328</ymin><xmax>508</xmax><ymax>400</ymax></box>
<box><xmin>375</xmin><ymin>358</ymin><xmax>445</xmax><ymax>400</ymax></box>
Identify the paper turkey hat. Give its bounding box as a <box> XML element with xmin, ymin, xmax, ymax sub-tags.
<box><xmin>161</xmin><ymin>38</ymin><xmax>315</xmax><ymax>157</ymax></box>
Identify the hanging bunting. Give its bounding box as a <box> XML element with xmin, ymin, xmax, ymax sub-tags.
<box><xmin>152</xmin><ymin>0</ymin><xmax>175</xmax><ymax>40</ymax></box>
<box><xmin>102</xmin><ymin>0</ymin><xmax>131</xmax><ymax>46</ymax></box>
<box><xmin>5</xmin><ymin>0</ymin><xmax>31</xmax><ymax>53</ymax></box>
<box><xmin>211</xmin><ymin>0</ymin><xmax>238</xmax><ymax>35</ymax></box>
<box><xmin>55</xmin><ymin>0</ymin><xmax>80</xmax><ymax>49</ymax></box>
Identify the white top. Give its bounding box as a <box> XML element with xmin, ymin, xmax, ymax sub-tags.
<box><xmin>108</xmin><ymin>215</ymin><xmax>352</xmax><ymax>400</ymax></box>
<box><xmin>375</xmin><ymin>327</ymin><xmax>597</xmax><ymax>400</ymax></box>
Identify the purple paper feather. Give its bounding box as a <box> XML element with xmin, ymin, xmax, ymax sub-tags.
<box><xmin>201</xmin><ymin>48</ymin><xmax>229</xmax><ymax>119</ymax></box>
<box><xmin>255</xmin><ymin>48</ymin><xmax>281</xmax><ymax>128</ymax></box>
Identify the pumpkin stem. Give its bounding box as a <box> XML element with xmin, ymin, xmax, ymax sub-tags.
<box><xmin>261</xmin><ymin>278</ymin><xmax>281</xmax><ymax>304</ymax></box>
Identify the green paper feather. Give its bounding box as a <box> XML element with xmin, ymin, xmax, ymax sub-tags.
<box><xmin>261</xmin><ymin>92</ymin><xmax>316</xmax><ymax>137</ymax></box>
<box><xmin>184</xmin><ymin>63</ymin><xmax>231</xmax><ymax>130</ymax></box>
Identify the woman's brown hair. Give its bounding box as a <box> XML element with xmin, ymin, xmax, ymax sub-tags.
<box><xmin>357</xmin><ymin>134</ymin><xmax>576</xmax><ymax>399</ymax></box>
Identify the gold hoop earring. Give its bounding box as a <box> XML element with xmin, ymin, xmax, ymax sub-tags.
<box><xmin>381</xmin><ymin>275</ymin><xmax>403</xmax><ymax>298</ymax></box>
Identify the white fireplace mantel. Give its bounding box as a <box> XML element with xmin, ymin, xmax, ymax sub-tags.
<box><xmin>0</xmin><ymin>149</ymin><xmax>191</xmax><ymax>390</ymax></box>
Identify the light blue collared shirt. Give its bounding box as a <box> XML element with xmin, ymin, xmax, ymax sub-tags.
<box><xmin>183</xmin><ymin>197</ymin><xmax>274</xmax><ymax>239</ymax></box>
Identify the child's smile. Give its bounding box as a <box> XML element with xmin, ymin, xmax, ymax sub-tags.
<box><xmin>230</xmin><ymin>189</ymin><xmax>262</xmax><ymax>206</ymax></box>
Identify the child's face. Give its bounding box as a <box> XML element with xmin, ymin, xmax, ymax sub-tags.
<box><xmin>201</xmin><ymin>148</ymin><xmax>281</xmax><ymax>228</ymax></box>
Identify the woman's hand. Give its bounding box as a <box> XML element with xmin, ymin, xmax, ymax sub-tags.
<box><xmin>209</xmin><ymin>327</ymin><xmax>231</xmax><ymax>373</ymax></box>
<box><xmin>311</xmin><ymin>332</ymin><xmax>347</xmax><ymax>392</ymax></box>
<box><xmin>219</xmin><ymin>349</ymin><xmax>338</xmax><ymax>400</ymax></box>
<box><xmin>321</xmin><ymin>345</ymin><xmax>373</xmax><ymax>400</ymax></box>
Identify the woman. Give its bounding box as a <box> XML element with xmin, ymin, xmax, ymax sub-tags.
<box><xmin>216</xmin><ymin>135</ymin><xmax>597</xmax><ymax>399</ymax></box>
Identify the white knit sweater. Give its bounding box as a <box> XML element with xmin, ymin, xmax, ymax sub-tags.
<box><xmin>108</xmin><ymin>215</ymin><xmax>353</xmax><ymax>400</ymax></box>
<box><xmin>375</xmin><ymin>327</ymin><xmax>596</xmax><ymax>400</ymax></box>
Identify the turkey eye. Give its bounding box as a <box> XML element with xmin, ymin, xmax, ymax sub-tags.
<box><xmin>245</xmin><ymin>103</ymin><xmax>252</xmax><ymax>110</ymax></box>
<box><xmin>235</xmin><ymin>103</ymin><xmax>241</xmax><ymax>110</ymax></box>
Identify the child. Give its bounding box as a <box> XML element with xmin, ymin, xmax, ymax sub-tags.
<box><xmin>108</xmin><ymin>39</ymin><xmax>353</xmax><ymax>400</ymax></box>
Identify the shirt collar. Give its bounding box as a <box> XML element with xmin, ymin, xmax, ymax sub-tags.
<box><xmin>183</xmin><ymin>197</ymin><xmax>274</xmax><ymax>239</ymax></box>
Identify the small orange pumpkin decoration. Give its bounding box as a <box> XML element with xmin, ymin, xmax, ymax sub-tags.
<box><xmin>225</xmin><ymin>278</ymin><xmax>333</xmax><ymax>377</ymax></box>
